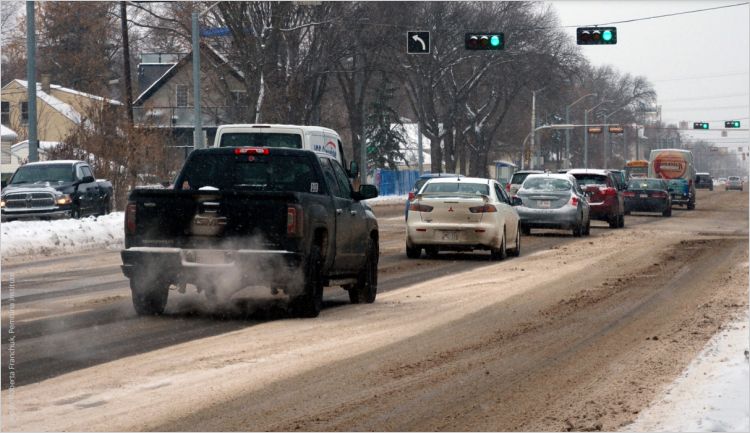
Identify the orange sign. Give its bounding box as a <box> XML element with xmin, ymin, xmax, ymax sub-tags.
<box><xmin>652</xmin><ymin>151</ymin><xmax>687</xmax><ymax>179</ymax></box>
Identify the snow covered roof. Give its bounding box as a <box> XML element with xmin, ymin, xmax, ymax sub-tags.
<box><xmin>1</xmin><ymin>125</ymin><xmax>18</xmax><ymax>140</ymax></box>
<box><xmin>12</xmin><ymin>80</ymin><xmax>82</xmax><ymax>124</ymax></box>
<box><xmin>49</xmin><ymin>84</ymin><xmax>122</xmax><ymax>105</ymax></box>
<box><xmin>11</xmin><ymin>140</ymin><xmax>62</xmax><ymax>152</ymax></box>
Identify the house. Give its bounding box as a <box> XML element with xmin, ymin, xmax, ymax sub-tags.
<box><xmin>0</xmin><ymin>78</ymin><xmax>121</xmax><ymax>180</ymax></box>
<box><xmin>132</xmin><ymin>43</ymin><xmax>248</xmax><ymax>148</ymax></box>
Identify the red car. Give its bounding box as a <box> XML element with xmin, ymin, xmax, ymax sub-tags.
<box><xmin>568</xmin><ymin>169</ymin><xmax>625</xmax><ymax>228</ymax></box>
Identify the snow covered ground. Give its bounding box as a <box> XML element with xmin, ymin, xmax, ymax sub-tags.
<box><xmin>1</xmin><ymin>212</ymin><xmax>124</xmax><ymax>258</ymax></box>
<box><xmin>2</xmin><ymin>206</ymin><xmax>747</xmax><ymax>432</ymax></box>
<box><xmin>624</xmin><ymin>312</ymin><xmax>750</xmax><ymax>432</ymax></box>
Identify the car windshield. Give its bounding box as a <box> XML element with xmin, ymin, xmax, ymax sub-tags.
<box><xmin>219</xmin><ymin>133</ymin><xmax>303</xmax><ymax>149</ymax></box>
<box><xmin>9</xmin><ymin>164</ymin><xmax>74</xmax><ymax>184</ymax></box>
<box><xmin>729</xmin><ymin>176</ymin><xmax>740</xmax><ymax>181</ymax></box>
<box><xmin>522</xmin><ymin>178</ymin><xmax>571</xmax><ymax>192</ymax></box>
<box><xmin>511</xmin><ymin>172</ymin><xmax>535</xmax><ymax>184</ymax></box>
<box><xmin>628</xmin><ymin>179</ymin><xmax>665</xmax><ymax>190</ymax></box>
<box><xmin>572</xmin><ymin>174</ymin><xmax>608</xmax><ymax>186</ymax></box>
<box><xmin>177</xmin><ymin>153</ymin><xmax>319</xmax><ymax>193</ymax></box>
<box><xmin>421</xmin><ymin>182</ymin><xmax>489</xmax><ymax>196</ymax></box>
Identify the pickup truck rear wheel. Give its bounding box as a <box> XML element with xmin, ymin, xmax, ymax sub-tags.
<box><xmin>349</xmin><ymin>239</ymin><xmax>378</xmax><ymax>304</ymax></box>
<box><xmin>289</xmin><ymin>245</ymin><xmax>324</xmax><ymax>318</ymax></box>
<box><xmin>130</xmin><ymin>274</ymin><xmax>169</xmax><ymax>315</ymax></box>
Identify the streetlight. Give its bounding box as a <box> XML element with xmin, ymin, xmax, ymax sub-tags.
<box><xmin>521</xmin><ymin>124</ymin><xmax>575</xmax><ymax>170</ymax></box>
<box><xmin>529</xmin><ymin>86</ymin><xmax>548</xmax><ymax>168</ymax></box>
<box><xmin>192</xmin><ymin>1</ymin><xmax>222</xmax><ymax>150</ymax></box>
<box><xmin>565</xmin><ymin>93</ymin><xmax>597</xmax><ymax>168</ymax></box>
<box><xmin>602</xmin><ymin>104</ymin><xmax>629</xmax><ymax>167</ymax></box>
<box><xmin>584</xmin><ymin>99</ymin><xmax>613</xmax><ymax>168</ymax></box>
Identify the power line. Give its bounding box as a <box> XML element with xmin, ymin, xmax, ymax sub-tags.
<box><xmin>584</xmin><ymin>2</ymin><xmax>750</xmax><ymax>27</ymax></box>
<box><xmin>659</xmin><ymin>93</ymin><xmax>750</xmax><ymax>103</ymax></box>
<box><xmin>651</xmin><ymin>71</ymin><xmax>749</xmax><ymax>82</ymax></box>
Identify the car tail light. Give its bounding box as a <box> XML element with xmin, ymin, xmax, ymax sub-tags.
<box><xmin>287</xmin><ymin>205</ymin><xmax>303</xmax><ymax>237</ymax></box>
<box><xmin>600</xmin><ymin>187</ymin><xmax>617</xmax><ymax>196</ymax></box>
<box><xmin>408</xmin><ymin>191</ymin><xmax>415</xmax><ymax>201</ymax></box>
<box><xmin>125</xmin><ymin>202</ymin><xmax>137</xmax><ymax>235</ymax></box>
<box><xmin>505</xmin><ymin>183</ymin><xmax>511</xmax><ymax>192</ymax></box>
<box><xmin>234</xmin><ymin>147</ymin><xmax>269</xmax><ymax>155</ymax></box>
<box><xmin>652</xmin><ymin>191</ymin><xmax>667</xmax><ymax>198</ymax></box>
<box><xmin>469</xmin><ymin>204</ymin><xmax>497</xmax><ymax>213</ymax></box>
<box><xmin>409</xmin><ymin>203</ymin><xmax>433</xmax><ymax>212</ymax></box>
<box><xmin>623</xmin><ymin>191</ymin><xmax>636</xmax><ymax>197</ymax></box>
<box><xmin>570</xmin><ymin>196</ymin><xmax>579</xmax><ymax>206</ymax></box>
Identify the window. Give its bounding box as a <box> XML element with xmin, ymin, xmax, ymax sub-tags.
<box><xmin>1</xmin><ymin>101</ymin><xmax>9</xmax><ymax>125</ymax></box>
<box><xmin>330</xmin><ymin>159</ymin><xmax>353</xmax><ymax>199</ymax></box>
<box><xmin>21</xmin><ymin>101</ymin><xmax>28</xmax><ymax>124</ymax></box>
<box><xmin>81</xmin><ymin>166</ymin><xmax>93</xmax><ymax>179</ymax></box>
<box><xmin>494</xmin><ymin>184</ymin><xmax>509</xmax><ymax>204</ymax></box>
<box><xmin>229</xmin><ymin>91</ymin><xmax>245</xmax><ymax>106</ymax></box>
<box><xmin>319</xmin><ymin>158</ymin><xmax>341</xmax><ymax>197</ymax></box>
<box><xmin>176</xmin><ymin>85</ymin><xmax>188</xmax><ymax>107</ymax></box>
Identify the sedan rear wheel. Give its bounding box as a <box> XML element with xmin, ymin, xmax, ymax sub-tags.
<box><xmin>406</xmin><ymin>244</ymin><xmax>422</xmax><ymax>259</ymax></box>
<box><xmin>490</xmin><ymin>231</ymin><xmax>507</xmax><ymax>261</ymax></box>
<box><xmin>662</xmin><ymin>206</ymin><xmax>672</xmax><ymax>217</ymax></box>
<box><xmin>508</xmin><ymin>224</ymin><xmax>521</xmax><ymax>257</ymax></box>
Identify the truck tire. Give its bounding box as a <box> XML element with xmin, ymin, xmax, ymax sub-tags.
<box><xmin>662</xmin><ymin>207</ymin><xmax>672</xmax><ymax>217</ymax></box>
<box><xmin>71</xmin><ymin>205</ymin><xmax>81</xmax><ymax>219</ymax></box>
<box><xmin>289</xmin><ymin>244</ymin><xmax>324</xmax><ymax>318</ymax></box>
<box><xmin>130</xmin><ymin>274</ymin><xmax>169</xmax><ymax>315</ymax></box>
<box><xmin>687</xmin><ymin>200</ymin><xmax>695</xmax><ymax>210</ymax></box>
<box><xmin>349</xmin><ymin>239</ymin><xmax>378</xmax><ymax>304</ymax></box>
<box><xmin>608</xmin><ymin>214</ymin><xmax>619</xmax><ymax>228</ymax></box>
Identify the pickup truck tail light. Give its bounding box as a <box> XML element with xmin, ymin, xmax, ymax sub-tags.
<box><xmin>408</xmin><ymin>191</ymin><xmax>415</xmax><ymax>201</ymax></box>
<box><xmin>409</xmin><ymin>203</ymin><xmax>433</xmax><ymax>212</ymax></box>
<box><xmin>623</xmin><ymin>191</ymin><xmax>636</xmax><ymax>197</ymax></box>
<box><xmin>235</xmin><ymin>147</ymin><xmax>269</xmax><ymax>155</ymax></box>
<box><xmin>125</xmin><ymin>202</ymin><xmax>137</xmax><ymax>234</ymax></box>
<box><xmin>570</xmin><ymin>196</ymin><xmax>579</xmax><ymax>206</ymax></box>
<box><xmin>469</xmin><ymin>204</ymin><xmax>497</xmax><ymax>213</ymax></box>
<box><xmin>287</xmin><ymin>205</ymin><xmax>303</xmax><ymax>237</ymax></box>
<box><xmin>652</xmin><ymin>191</ymin><xmax>668</xmax><ymax>198</ymax></box>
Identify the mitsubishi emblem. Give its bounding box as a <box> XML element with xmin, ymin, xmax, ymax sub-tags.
<box><xmin>448</xmin><ymin>207</ymin><xmax>454</xmax><ymax>212</ymax></box>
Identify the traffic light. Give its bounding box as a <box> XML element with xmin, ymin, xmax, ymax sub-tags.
<box><xmin>576</xmin><ymin>27</ymin><xmax>617</xmax><ymax>45</ymax></box>
<box><xmin>725</xmin><ymin>120</ymin><xmax>741</xmax><ymax>128</ymax></box>
<box><xmin>465</xmin><ymin>33</ymin><xmax>504</xmax><ymax>50</ymax></box>
<box><xmin>693</xmin><ymin>122</ymin><xmax>709</xmax><ymax>130</ymax></box>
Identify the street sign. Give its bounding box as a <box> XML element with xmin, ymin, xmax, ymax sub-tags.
<box><xmin>587</xmin><ymin>126</ymin><xmax>603</xmax><ymax>134</ymax></box>
<box><xmin>608</xmin><ymin>125</ymin><xmax>624</xmax><ymax>133</ymax></box>
<box><xmin>407</xmin><ymin>31</ymin><xmax>430</xmax><ymax>54</ymax></box>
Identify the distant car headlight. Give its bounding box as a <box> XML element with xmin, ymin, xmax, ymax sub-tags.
<box><xmin>0</xmin><ymin>199</ymin><xmax>5</xmax><ymax>208</ymax></box>
<box><xmin>56</xmin><ymin>194</ymin><xmax>73</xmax><ymax>205</ymax></box>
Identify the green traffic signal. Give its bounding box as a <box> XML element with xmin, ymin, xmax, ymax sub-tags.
<box><xmin>602</xmin><ymin>30</ymin><xmax>613</xmax><ymax>42</ymax></box>
<box><xmin>490</xmin><ymin>35</ymin><xmax>501</xmax><ymax>47</ymax></box>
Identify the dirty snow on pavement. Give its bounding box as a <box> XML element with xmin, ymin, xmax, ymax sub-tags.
<box><xmin>1</xmin><ymin>212</ymin><xmax>124</xmax><ymax>258</ymax></box>
<box><xmin>624</xmin><ymin>312</ymin><xmax>750</xmax><ymax>432</ymax></box>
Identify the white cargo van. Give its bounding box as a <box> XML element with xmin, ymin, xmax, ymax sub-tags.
<box><xmin>213</xmin><ymin>124</ymin><xmax>357</xmax><ymax>176</ymax></box>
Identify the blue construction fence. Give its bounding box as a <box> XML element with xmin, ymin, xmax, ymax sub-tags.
<box><xmin>372</xmin><ymin>169</ymin><xmax>420</xmax><ymax>196</ymax></box>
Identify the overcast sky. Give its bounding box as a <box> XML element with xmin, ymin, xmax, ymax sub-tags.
<box><xmin>550</xmin><ymin>0</ymin><xmax>749</xmax><ymax>147</ymax></box>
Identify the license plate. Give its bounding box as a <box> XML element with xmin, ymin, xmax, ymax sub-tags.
<box><xmin>440</xmin><ymin>231</ymin><xmax>458</xmax><ymax>241</ymax></box>
<box><xmin>190</xmin><ymin>250</ymin><xmax>231</xmax><ymax>264</ymax></box>
<box><xmin>640</xmin><ymin>194</ymin><xmax>648</xmax><ymax>198</ymax></box>
<box><xmin>539</xmin><ymin>200</ymin><xmax>551</xmax><ymax>208</ymax></box>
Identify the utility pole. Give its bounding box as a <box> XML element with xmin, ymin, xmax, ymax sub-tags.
<box><xmin>120</xmin><ymin>1</ymin><xmax>133</xmax><ymax>125</ymax></box>
<box><xmin>191</xmin><ymin>10</ymin><xmax>203</xmax><ymax>149</ymax></box>
<box><xmin>26</xmin><ymin>1</ymin><xmax>38</xmax><ymax>162</ymax></box>
<box><xmin>417</xmin><ymin>122</ymin><xmax>423</xmax><ymax>175</ymax></box>
<box><xmin>530</xmin><ymin>90</ymin><xmax>537</xmax><ymax>169</ymax></box>
<box><xmin>564</xmin><ymin>93</ymin><xmax>596</xmax><ymax>169</ymax></box>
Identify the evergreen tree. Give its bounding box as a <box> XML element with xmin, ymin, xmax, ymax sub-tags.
<box><xmin>365</xmin><ymin>76</ymin><xmax>407</xmax><ymax>169</ymax></box>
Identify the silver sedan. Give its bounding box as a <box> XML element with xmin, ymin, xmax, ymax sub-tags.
<box><xmin>515</xmin><ymin>173</ymin><xmax>591</xmax><ymax>237</ymax></box>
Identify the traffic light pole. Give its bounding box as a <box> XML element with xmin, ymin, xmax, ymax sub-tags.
<box><xmin>564</xmin><ymin>93</ymin><xmax>596</xmax><ymax>169</ymax></box>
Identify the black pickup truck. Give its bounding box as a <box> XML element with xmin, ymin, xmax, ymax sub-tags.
<box><xmin>121</xmin><ymin>147</ymin><xmax>379</xmax><ymax>317</ymax></box>
<box><xmin>1</xmin><ymin>160</ymin><xmax>113</xmax><ymax>221</ymax></box>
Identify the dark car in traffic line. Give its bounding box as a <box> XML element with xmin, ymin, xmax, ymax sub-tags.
<box><xmin>695</xmin><ymin>172</ymin><xmax>714</xmax><ymax>191</ymax></box>
<box><xmin>1</xmin><ymin>160</ymin><xmax>113</xmax><ymax>221</ymax></box>
<box><xmin>568</xmin><ymin>169</ymin><xmax>625</xmax><ymax>228</ymax></box>
<box><xmin>623</xmin><ymin>178</ymin><xmax>672</xmax><ymax>217</ymax></box>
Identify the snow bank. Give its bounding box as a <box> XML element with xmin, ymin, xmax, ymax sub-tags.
<box><xmin>624</xmin><ymin>312</ymin><xmax>750</xmax><ymax>432</ymax></box>
<box><xmin>1</xmin><ymin>212</ymin><xmax>124</xmax><ymax>258</ymax></box>
<box><xmin>364</xmin><ymin>194</ymin><xmax>408</xmax><ymax>206</ymax></box>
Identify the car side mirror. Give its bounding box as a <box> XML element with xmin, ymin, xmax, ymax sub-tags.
<box><xmin>348</xmin><ymin>161</ymin><xmax>359</xmax><ymax>179</ymax></box>
<box><xmin>81</xmin><ymin>175</ymin><xmax>95</xmax><ymax>183</ymax></box>
<box><xmin>353</xmin><ymin>184</ymin><xmax>378</xmax><ymax>201</ymax></box>
<box><xmin>511</xmin><ymin>196</ymin><xmax>523</xmax><ymax>206</ymax></box>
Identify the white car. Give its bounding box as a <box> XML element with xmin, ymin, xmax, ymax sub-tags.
<box><xmin>405</xmin><ymin>177</ymin><xmax>521</xmax><ymax>260</ymax></box>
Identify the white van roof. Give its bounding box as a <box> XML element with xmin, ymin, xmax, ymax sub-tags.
<box><xmin>216</xmin><ymin>124</ymin><xmax>340</xmax><ymax>136</ymax></box>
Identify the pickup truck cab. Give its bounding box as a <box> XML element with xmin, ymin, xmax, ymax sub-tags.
<box><xmin>1</xmin><ymin>160</ymin><xmax>113</xmax><ymax>221</ymax></box>
<box><xmin>121</xmin><ymin>147</ymin><xmax>379</xmax><ymax>317</ymax></box>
